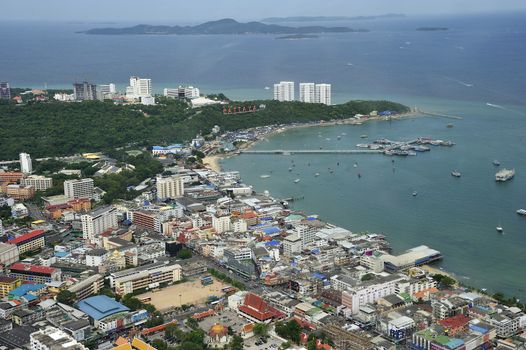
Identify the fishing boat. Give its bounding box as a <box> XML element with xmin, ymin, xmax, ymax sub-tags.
<box><xmin>360</xmin><ymin>134</ymin><xmax>368</xmax><ymax>138</ymax></box>
<box><xmin>492</xmin><ymin>160</ymin><xmax>500</xmax><ymax>166</ymax></box>
<box><xmin>451</xmin><ymin>171</ymin><xmax>461</xmax><ymax>178</ymax></box>
<box><xmin>357</xmin><ymin>173</ymin><xmax>361</xmax><ymax>178</ymax></box>
<box><xmin>288</xmin><ymin>167</ymin><xmax>293</xmax><ymax>172</ymax></box>
<box><xmin>496</xmin><ymin>226</ymin><xmax>503</xmax><ymax>233</ymax></box>
<box><xmin>337</xmin><ymin>135</ymin><xmax>341</xmax><ymax>140</ymax></box>
<box><xmin>314</xmin><ymin>173</ymin><xmax>320</xmax><ymax>177</ymax></box>
<box><xmin>446</xmin><ymin>124</ymin><xmax>454</xmax><ymax>128</ymax></box>
<box><xmin>353</xmin><ymin>162</ymin><xmax>358</xmax><ymax>168</ymax></box>
<box><xmin>293</xmin><ymin>178</ymin><xmax>300</xmax><ymax>183</ymax></box>
<box><xmin>516</xmin><ymin>209</ymin><xmax>526</xmax><ymax>216</ymax></box>
<box><xmin>412</xmin><ymin>191</ymin><xmax>418</xmax><ymax>196</ymax></box>
<box><xmin>260</xmin><ymin>174</ymin><xmax>271</xmax><ymax>179</ymax></box>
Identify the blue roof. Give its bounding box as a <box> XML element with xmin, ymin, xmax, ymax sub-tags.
<box><xmin>260</xmin><ymin>217</ymin><xmax>273</xmax><ymax>221</ymax></box>
<box><xmin>9</xmin><ymin>284</ymin><xmax>45</xmax><ymax>297</ymax></box>
<box><xmin>469</xmin><ymin>325</ymin><xmax>488</xmax><ymax>334</ymax></box>
<box><xmin>306</xmin><ymin>217</ymin><xmax>317</xmax><ymax>221</ymax></box>
<box><xmin>265</xmin><ymin>240</ymin><xmax>280</xmax><ymax>247</ymax></box>
<box><xmin>311</xmin><ymin>272</ymin><xmax>327</xmax><ymax>280</ymax></box>
<box><xmin>54</xmin><ymin>251</ymin><xmax>69</xmax><ymax>258</ymax></box>
<box><xmin>262</xmin><ymin>227</ymin><xmax>280</xmax><ymax>235</ymax></box>
<box><xmin>77</xmin><ymin>295</ymin><xmax>130</xmax><ymax>320</ymax></box>
<box><xmin>447</xmin><ymin>339</ymin><xmax>465</xmax><ymax>348</ymax></box>
<box><xmin>23</xmin><ymin>294</ymin><xmax>38</xmax><ymax>302</ymax></box>
<box><xmin>152</xmin><ymin>144</ymin><xmax>183</xmax><ymax>150</ymax></box>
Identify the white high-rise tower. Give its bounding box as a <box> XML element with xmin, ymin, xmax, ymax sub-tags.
<box><xmin>315</xmin><ymin>83</ymin><xmax>332</xmax><ymax>105</ymax></box>
<box><xmin>273</xmin><ymin>81</ymin><xmax>295</xmax><ymax>102</ymax></box>
<box><xmin>299</xmin><ymin>83</ymin><xmax>315</xmax><ymax>103</ymax></box>
<box><xmin>19</xmin><ymin>152</ymin><xmax>32</xmax><ymax>174</ymax></box>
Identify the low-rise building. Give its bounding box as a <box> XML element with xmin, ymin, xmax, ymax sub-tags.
<box><xmin>68</xmin><ymin>274</ymin><xmax>105</xmax><ymax>301</ymax></box>
<box><xmin>109</xmin><ymin>261</ymin><xmax>182</xmax><ymax>295</ymax></box>
<box><xmin>0</xmin><ymin>276</ymin><xmax>21</xmax><ymax>297</ymax></box>
<box><xmin>30</xmin><ymin>325</ymin><xmax>87</xmax><ymax>349</ymax></box>
<box><xmin>6</xmin><ymin>184</ymin><xmax>35</xmax><ymax>200</ymax></box>
<box><xmin>0</xmin><ymin>242</ymin><xmax>19</xmax><ymax>266</ymax></box>
<box><xmin>20</xmin><ymin>175</ymin><xmax>53</xmax><ymax>191</ymax></box>
<box><xmin>7</xmin><ymin>229</ymin><xmax>46</xmax><ymax>255</ymax></box>
<box><xmin>9</xmin><ymin>262</ymin><xmax>61</xmax><ymax>284</ymax></box>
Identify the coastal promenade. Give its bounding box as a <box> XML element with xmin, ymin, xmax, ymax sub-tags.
<box><xmin>241</xmin><ymin>149</ymin><xmax>384</xmax><ymax>155</ymax></box>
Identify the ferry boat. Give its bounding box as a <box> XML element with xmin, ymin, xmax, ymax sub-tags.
<box><xmin>495</xmin><ymin>168</ymin><xmax>515</xmax><ymax>182</ymax></box>
<box><xmin>451</xmin><ymin>171</ymin><xmax>461</xmax><ymax>178</ymax></box>
<box><xmin>516</xmin><ymin>209</ymin><xmax>526</xmax><ymax>216</ymax></box>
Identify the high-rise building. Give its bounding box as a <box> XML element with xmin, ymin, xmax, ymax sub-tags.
<box><xmin>299</xmin><ymin>83</ymin><xmax>315</xmax><ymax>103</ymax></box>
<box><xmin>315</xmin><ymin>83</ymin><xmax>332</xmax><ymax>105</ymax></box>
<box><xmin>156</xmin><ymin>176</ymin><xmax>184</xmax><ymax>200</ymax></box>
<box><xmin>0</xmin><ymin>82</ymin><xmax>11</xmax><ymax>100</ymax></box>
<box><xmin>126</xmin><ymin>76</ymin><xmax>151</xmax><ymax>100</ymax></box>
<box><xmin>19</xmin><ymin>152</ymin><xmax>32</xmax><ymax>174</ymax></box>
<box><xmin>164</xmin><ymin>86</ymin><xmax>200</xmax><ymax>99</ymax></box>
<box><xmin>73</xmin><ymin>81</ymin><xmax>97</xmax><ymax>101</ymax></box>
<box><xmin>81</xmin><ymin>206</ymin><xmax>118</xmax><ymax>241</ymax></box>
<box><xmin>98</xmin><ymin>83</ymin><xmax>116</xmax><ymax>99</ymax></box>
<box><xmin>273</xmin><ymin>81</ymin><xmax>295</xmax><ymax>102</ymax></box>
<box><xmin>64</xmin><ymin>178</ymin><xmax>94</xmax><ymax>199</ymax></box>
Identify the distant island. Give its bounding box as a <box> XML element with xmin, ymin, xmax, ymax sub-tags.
<box><xmin>276</xmin><ymin>34</ymin><xmax>319</xmax><ymax>40</ymax></box>
<box><xmin>79</xmin><ymin>18</ymin><xmax>367</xmax><ymax>35</ymax></box>
<box><xmin>261</xmin><ymin>14</ymin><xmax>406</xmax><ymax>23</ymax></box>
<box><xmin>416</xmin><ymin>27</ymin><xmax>449</xmax><ymax>31</ymax></box>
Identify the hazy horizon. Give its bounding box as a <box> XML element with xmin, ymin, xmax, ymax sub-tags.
<box><xmin>2</xmin><ymin>0</ymin><xmax>526</xmax><ymax>22</ymax></box>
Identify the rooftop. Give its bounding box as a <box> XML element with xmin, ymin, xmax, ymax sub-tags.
<box><xmin>8</xmin><ymin>230</ymin><xmax>45</xmax><ymax>245</ymax></box>
<box><xmin>10</xmin><ymin>262</ymin><xmax>57</xmax><ymax>275</ymax></box>
<box><xmin>76</xmin><ymin>295</ymin><xmax>130</xmax><ymax>320</ymax></box>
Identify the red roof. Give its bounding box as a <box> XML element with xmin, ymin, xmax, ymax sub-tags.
<box><xmin>238</xmin><ymin>293</ymin><xmax>285</xmax><ymax>321</ymax></box>
<box><xmin>8</xmin><ymin>230</ymin><xmax>45</xmax><ymax>245</ymax></box>
<box><xmin>438</xmin><ymin>314</ymin><xmax>471</xmax><ymax>329</ymax></box>
<box><xmin>10</xmin><ymin>263</ymin><xmax>56</xmax><ymax>275</ymax></box>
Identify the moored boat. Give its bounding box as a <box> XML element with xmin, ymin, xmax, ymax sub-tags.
<box><xmin>451</xmin><ymin>171</ymin><xmax>461</xmax><ymax>177</ymax></box>
<box><xmin>516</xmin><ymin>209</ymin><xmax>526</xmax><ymax>216</ymax></box>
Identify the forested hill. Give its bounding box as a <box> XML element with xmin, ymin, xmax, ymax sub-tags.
<box><xmin>79</xmin><ymin>18</ymin><xmax>365</xmax><ymax>35</ymax></box>
<box><xmin>0</xmin><ymin>98</ymin><xmax>408</xmax><ymax>160</ymax></box>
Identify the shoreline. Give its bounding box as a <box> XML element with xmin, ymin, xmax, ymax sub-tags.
<box><xmin>202</xmin><ymin>110</ymin><xmax>420</xmax><ymax>172</ymax></box>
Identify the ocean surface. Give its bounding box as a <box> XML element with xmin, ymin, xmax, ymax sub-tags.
<box><xmin>1</xmin><ymin>13</ymin><xmax>525</xmax><ymax>297</ymax></box>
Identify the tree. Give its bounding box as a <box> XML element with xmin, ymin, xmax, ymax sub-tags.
<box><xmin>275</xmin><ymin>320</ymin><xmax>302</xmax><ymax>344</ymax></box>
<box><xmin>229</xmin><ymin>335</ymin><xmax>244</xmax><ymax>350</ymax></box>
<box><xmin>150</xmin><ymin>339</ymin><xmax>168</xmax><ymax>350</ymax></box>
<box><xmin>361</xmin><ymin>273</ymin><xmax>374</xmax><ymax>281</ymax></box>
<box><xmin>186</xmin><ymin>317</ymin><xmax>199</xmax><ymax>330</ymax></box>
<box><xmin>56</xmin><ymin>290</ymin><xmax>76</xmax><ymax>306</ymax></box>
<box><xmin>253</xmin><ymin>323</ymin><xmax>269</xmax><ymax>338</ymax></box>
<box><xmin>165</xmin><ymin>323</ymin><xmax>178</xmax><ymax>338</ymax></box>
<box><xmin>433</xmin><ymin>274</ymin><xmax>456</xmax><ymax>288</ymax></box>
<box><xmin>177</xmin><ymin>248</ymin><xmax>192</xmax><ymax>260</ymax></box>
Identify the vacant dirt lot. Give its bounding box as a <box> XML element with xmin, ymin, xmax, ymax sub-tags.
<box><xmin>137</xmin><ymin>277</ymin><xmax>227</xmax><ymax>310</ymax></box>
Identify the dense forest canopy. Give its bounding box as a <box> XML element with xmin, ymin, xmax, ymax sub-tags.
<box><xmin>0</xmin><ymin>98</ymin><xmax>408</xmax><ymax>160</ymax></box>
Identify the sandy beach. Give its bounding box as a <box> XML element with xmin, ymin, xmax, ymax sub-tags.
<box><xmin>203</xmin><ymin>155</ymin><xmax>223</xmax><ymax>172</ymax></box>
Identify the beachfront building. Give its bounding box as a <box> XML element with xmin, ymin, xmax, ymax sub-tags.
<box><xmin>164</xmin><ymin>86</ymin><xmax>200</xmax><ymax>99</ymax></box>
<box><xmin>315</xmin><ymin>83</ymin><xmax>332</xmax><ymax>105</ymax></box>
<box><xmin>73</xmin><ymin>81</ymin><xmax>97</xmax><ymax>101</ymax></box>
<box><xmin>81</xmin><ymin>206</ymin><xmax>118</xmax><ymax>242</ymax></box>
<box><xmin>64</xmin><ymin>178</ymin><xmax>94</xmax><ymax>199</ymax></box>
<box><xmin>108</xmin><ymin>260</ymin><xmax>182</xmax><ymax>295</ymax></box>
<box><xmin>126</xmin><ymin>76</ymin><xmax>152</xmax><ymax>101</ymax></box>
<box><xmin>273</xmin><ymin>81</ymin><xmax>295</xmax><ymax>101</ymax></box>
<box><xmin>299</xmin><ymin>83</ymin><xmax>315</xmax><ymax>103</ymax></box>
<box><xmin>156</xmin><ymin>175</ymin><xmax>184</xmax><ymax>200</ymax></box>
<box><xmin>19</xmin><ymin>153</ymin><xmax>32</xmax><ymax>174</ymax></box>
<box><xmin>20</xmin><ymin>175</ymin><xmax>52</xmax><ymax>191</ymax></box>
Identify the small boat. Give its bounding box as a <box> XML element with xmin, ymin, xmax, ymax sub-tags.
<box><xmin>260</xmin><ymin>174</ymin><xmax>271</xmax><ymax>179</ymax></box>
<box><xmin>360</xmin><ymin>134</ymin><xmax>368</xmax><ymax>139</ymax></box>
<box><xmin>314</xmin><ymin>173</ymin><xmax>320</xmax><ymax>177</ymax></box>
<box><xmin>357</xmin><ymin>173</ymin><xmax>361</xmax><ymax>178</ymax></box>
<box><xmin>451</xmin><ymin>171</ymin><xmax>461</xmax><ymax>177</ymax></box>
<box><xmin>412</xmin><ymin>191</ymin><xmax>418</xmax><ymax>196</ymax></box>
<box><xmin>516</xmin><ymin>209</ymin><xmax>526</xmax><ymax>216</ymax></box>
<box><xmin>294</xmin><ymin>178</ymin><xmax>300</xmax><ymax>183</ymax></box>
<box><xmin>264</xmin><ymin>86</ymin><xmax>270</xmax><ymax>90</ymax></box>
<box><xmin>337</xmin><ymin>136</ymin><xmax>341</xmax><ymax>140</ymax></box>
<box><xmin>288</xmin><ymin>167</ymin><xmax>293</xmax><ymax>172</ymax></box>
<box><xmin>496</xmin><ymin>226</ymin><xmax>503</xmax><ymax>233</ymax></box>
<box><xmin>446</xmin><ymin>124</ymin><xmax>454</xmax><ymax>128</ymax></box>
<box><xmin>353</xmin><ymin>162</ymin><xmax>358</xmax><ymax>168</ymax></box>
<box><xmin>493</xmin><ymin>160</ymin><xmax>500</xmax><ymax>166</ymax></box>
<box><xmin>341</xmin><ymin>132</ymin><xmax>347</xmax><ymax>136</ymax></box>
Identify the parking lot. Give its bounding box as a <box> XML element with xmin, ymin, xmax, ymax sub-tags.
<box><xmin>198</xmin><ymin>309</ymin><xmax>245</xmax><ymax>334</ymax></box>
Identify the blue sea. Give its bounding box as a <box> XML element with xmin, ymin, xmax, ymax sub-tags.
<box><xmin>1</xmin><ymin>12</ymin><xmax>525</xmax><ymax>297</ymax></box>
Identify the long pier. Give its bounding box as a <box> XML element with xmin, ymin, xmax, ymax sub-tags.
<box><xmin>241</xmin><ymin>149</ymin><xmax>384</xmax><ymax>155</ymax></box>
<box><xmin>418</xmin><ymin>109</ymin><xmax>463</xmax><ymax>120</ymax></box>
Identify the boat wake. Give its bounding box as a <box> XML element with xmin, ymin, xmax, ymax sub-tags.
<box><xmin>444</xmin><ymin>76</ymin><xmax>473</xmax><ymax>87</ymax></box>
<box><xmin>486</xmin><ymin>102</ymin><xmax>506</xmax><ymax>110</ymax></box>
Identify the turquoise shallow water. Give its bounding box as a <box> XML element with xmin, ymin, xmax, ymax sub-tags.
<box><xmin>222</xmin><ymin>97</ymin><xmax>526</xmax><ymax>299</ymax></box>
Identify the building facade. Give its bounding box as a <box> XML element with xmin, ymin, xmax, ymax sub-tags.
<box><xmin>73</xmin><ymin>81</ymin><xmax>97</xmax><ymax>101</ymax></box>
<box><xmin>64</xmin><ymin>178</ymin><xmax>94</xmax><ymax>199</ymax></box>
<box><xmin>126</xmin><ymin>76</ymin><xmax>152</xmax><ymax>99</ymax></box>
<box><xmin>0</xmin><ymin>82</ymin><xmax>11</xmax><ymax>100</ymax></box>
<box><xmin>273</xmin><ymin>81</ymin><xmax>295</xmax><ymax>101</ymax></box>
<box><xmin>8</xmin><ymin>229</ymin><xmax>46</xmax><ymax>254</ymax></box>
<box><xmin>109</xmin><ymin>261</ymin><xmax>182</xmax><ymax>295</ymax></box>
<box><xmin>0</xmin><ymin>242</ymin><xmax>19</xmax><ymax>265</ymax></box>
<box><xmin>19</xmin><ymin>152</ymin><xmax>33</xmax><ymax>174</ymax></box>
<box><xmin>81</xmin><ymin>206</ymin><xmax>118</xmax><ymax>241</ymax></box>
<box><xmin>21</xmin><ymin>175</ymin><xmax>52</xmax><ymax>191</ymax></box>
<box><xmin>315</xmin><ymin>83</ymin><xmax>332</xmax><ymax>105</ymax></box>
<box><xmin>156</xmin><ymin>175</ymin><xmax>184</xmax><ymax>200</ymax></box>
<box><xmin>299</xmin><ymin>83</ymin><xmax>315</xmax><ymax>103</ymax></box>
<box><xmin>9</xmin><ymin>263</ymin><xmax>61</xmax><ymax>284</ymax></box>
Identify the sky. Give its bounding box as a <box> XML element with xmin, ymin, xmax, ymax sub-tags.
<box><xmin>2</xmin><ymin>0</ymin><xmax>526</xmax><ymax>22</ymax></box>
